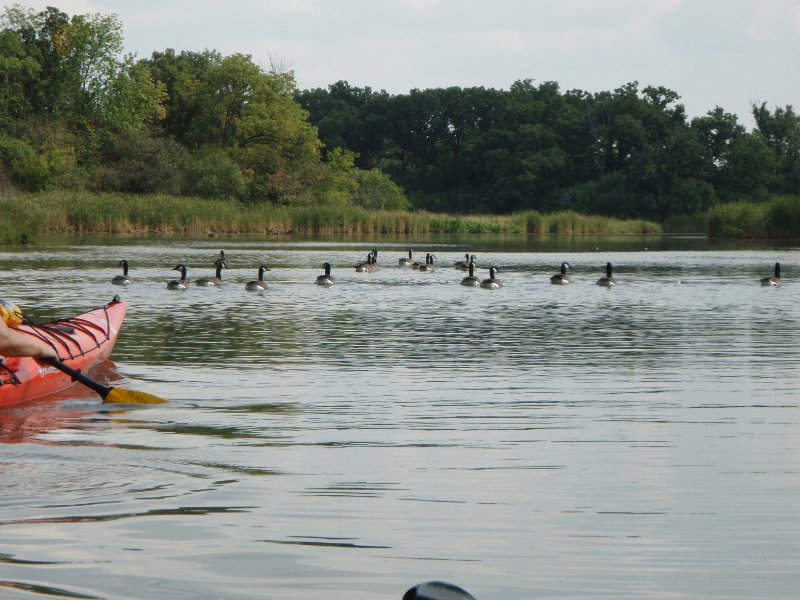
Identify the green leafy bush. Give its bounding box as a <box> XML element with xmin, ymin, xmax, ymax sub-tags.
<box><xmin>93</xmin><ymin>128</ymin><xmax>185</xmax><ymax>194</ymax></box>
<box><xmin>0</xmin><ymin>135</ymin><xmax>49</xmax><ymax>190</ymax></box>
<box><xmin>181</xmin><ymin>149</ymin><xmax>246</xmax><ymax>200</ymax></box>
<box><xmin>352</xmin><ymin>168</ymin><xmax>409</xmax><ymax>210</ymax></box>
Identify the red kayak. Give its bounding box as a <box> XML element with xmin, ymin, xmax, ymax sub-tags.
<box><xmin>0</xmin><ymin>297</ymin><xmax>126</xmax><ymax>407</ymax></box>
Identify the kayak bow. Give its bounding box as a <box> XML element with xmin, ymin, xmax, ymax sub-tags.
<box><xmin>0</xmin><ymin>297</ymin><xmax>127</xmax><ymax>407</ymax></box>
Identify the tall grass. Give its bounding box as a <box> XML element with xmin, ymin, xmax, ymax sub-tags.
<box><xmin>0</xmin><ymin>191</ymin><xmax>663</xmax><ymax>238</ymax></box>
<box><xmin>511</xmin><ymin>210</ymin><xmax>661</xmax><ymax>235</ymax></box>
<box><xmin>764</xmin><ymin>195</ymin><xmax>800</xmax><ymax>237</ymax></box>
<box><xmin>708</xmin><ymin>196</ymin><xmax>800</xmax><ymax>238</ymax></box>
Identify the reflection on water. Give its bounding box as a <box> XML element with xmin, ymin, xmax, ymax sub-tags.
<box><xmin>0</xmin><ymin>237</ymin><xmax>799</xmax><ymax>599</ymax></box>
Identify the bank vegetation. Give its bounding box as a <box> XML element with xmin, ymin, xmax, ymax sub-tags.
<box><xmin>1</xmin><ymin>6</ymin><xmax>798</xmax><ymax>242</ymax></box>
<box><xmin>0</xmin><ymin>191</ymin><xmax>663</xmax><ymax>243</ymax></box>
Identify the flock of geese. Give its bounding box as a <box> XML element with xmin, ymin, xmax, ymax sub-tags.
<box><xmin>110</xmin><ymin>250</ymin><xmax>785</xmax><ymax>291</ymax></box>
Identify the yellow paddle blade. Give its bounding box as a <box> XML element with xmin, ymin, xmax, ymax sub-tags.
<box><xmin>104</xmin><ymin>387</ymin><xmax>167</xmax><ymax>404</ymax></box>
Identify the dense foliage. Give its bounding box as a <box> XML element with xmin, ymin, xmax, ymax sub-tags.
<box><xmin>0</xmin><ymin>5</ymin><xmax>407</xmax><ymax>211</ymax></box>
<box><xmin>298</xmin><ymin>81</ymin><xmax>800</xmax><ymax>219</ymax></box>
<box><xmin>1</xmin><ymin>5</ymin><xmax>798</xmax><ymax>226</ymax></box>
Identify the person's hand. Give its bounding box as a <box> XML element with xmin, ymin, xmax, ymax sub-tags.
<box><xmin>33</xmin><ymin>347</ymin><xmax>59</xmax><ymax>363</ymax></box>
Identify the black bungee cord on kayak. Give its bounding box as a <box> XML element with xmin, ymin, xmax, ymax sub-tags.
<box><xmin>5</xmin><ymin>295</ymin><xmax>121</xmax><ymax>365</ymax></box>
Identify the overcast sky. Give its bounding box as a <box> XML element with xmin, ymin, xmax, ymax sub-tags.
<box><xmin>8</xmin><ymin>0</ymin><xmax>800</xmax><ymax>128</ymax></box>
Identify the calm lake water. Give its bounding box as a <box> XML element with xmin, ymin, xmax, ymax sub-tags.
<box><xmin>0</xmin><ymin>234</ymin><xmax>798</xmax><ymax>600</ymax></box>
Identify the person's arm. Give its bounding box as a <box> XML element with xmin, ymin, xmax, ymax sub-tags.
<box><xmin>0</xmin><ymin>319</ymin><xmax>58</xmax><ymax>360</ymax></box>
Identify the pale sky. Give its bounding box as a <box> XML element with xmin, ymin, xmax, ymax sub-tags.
<box><xmin>8</xmin><ymin>0</ymin><xmax>800</xmax><ymax>128</ymax></box>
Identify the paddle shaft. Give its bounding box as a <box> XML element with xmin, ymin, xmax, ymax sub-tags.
<box><xmin>44</xmin><ymin>357</ymin><xmax>112</xmax><ymax>398</ymax></box>
<box><xmin>43</xmin><ymin>357</ymin><xmax>166</xmax><ymax>404</ymax></box>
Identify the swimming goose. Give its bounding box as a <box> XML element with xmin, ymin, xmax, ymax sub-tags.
<box><xmin>460</xmin><ymin>261</ymin><xmax>480</xmax><ymax>286</ymax></box>
<box><xmin>418</xmin><ymin>253</ymin><xmax>436</xmax><ymax>272</ymax></box>
<box><xmin>399</xmin><ymin>248</ymin><xmax>414</xmax><ymax>266</ymax></box>
<box><xmin>355</xmin><ymin>250</ymin><xmax>378</xmax><ymax>272</ymax></box>
<box><xmin>550</xmin><ymin>262</ymin><xmax>571</xmax><ymax>284</ymax></box>
<box><xmin>454</xmin><ymin>254</ymin><xmax>477</xmax><ymax>270</ymax></box>
<box><xmin>167</xmin><ymin>264</ymin><xmax>188</xmax><ymax>290</ymax></box>
<box><xmin>415</xmin><ymin>253</ymin><xmax>427</xmax><ymax>271</ymax></box>
<box><xmin>355</xmin><ymin>253</ymin><xmax>371</xmax><ymax>272</ymax></box>
<box><xmin>245</xmin><ymin>265</ymin><xmax>271</xmax><ymax>291</ymax></box>
<box><xmin>316</xmin><ymin>262</ymin><xmax>335</xmax><ymax>286</ymax></box>
<box><xmin>481</xmin><ymin>266</ymin><xmax>502</xmax><ymax>289</ymax></box>
<box><xmin>596</xmin><ymin>262</ymin><xmax>617</xmax><ymax>287</ymax></box>
<box><xmin>111</xmin><ymin>259</ymin><xmax>132</xmax><ymax>285</ymax></box>
<box><xmin>195</xmin><ymin>258</ymin><xmax>228</xmax><ymax>286</ymax></box>
<box><xmin>761</xmin><ymin>262</ymin><xmax>782</xmax><ymax>287</ymax></box>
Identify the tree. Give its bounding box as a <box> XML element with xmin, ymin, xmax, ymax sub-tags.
<box><xmin>56</xmin><ymin>11</ymin><xmax>126</xmax><ymax>120</ymax></box>
<box><xmin>472</xmin><ymin>123</ymin><xmax>566</xmax><ymax>213</ymax></box>
<box><xmin>197</xmin><ymin>53</ymin><xmax>265</xmax><ymax>147</ymax></box>
<box><xmin>144</xmin><ymin>49</ymin><xmax>222</xmax><ymax>146</ymax></box>
<box><xmin>722</xmin><ymin>133</ymin><xmax>777</xmax><ymax>201</ymax></box>
<box><xmin>752</xmin><ymin>103</ymin><xmax>800</xmax><ymax>193</ymax></box>
<box><xmin>3</xmin><ymin>6</ymin><xmax>155</xmax><ymax>126</ymax></box>
<box><xmin>2</xmin><ymin>5</ymin><xmax>71</xmax><ymax>116</ymax></box>
<box><xmin>145</xmin><ymin>50</ymin><xmax>325</xmax><ymax>202</ymax></box>
<box><xmin>690</xmin><ymin>107</ymin><xmax>746</xmax><ymax>195</ymax></box>
<box><xmin>2</xmin><ymin>4</ymin><xmax>166</xmax><ymax>174</ymax></box>
<box><xmin>297</xmin><ymin>81</ymin><xmax>392</xmax><ymax>168</ymax></box>
<box><xmin>102</xmin><ymin>61</ymin><xmax>166</xmax><ymax>131</ymax></box>
<box><xmin>0</xmin><ymin>28</ymin><xmax>40</xmax><ymax>130</ymax></box>
<box><xmin>386</xmin><ymin>89</ymin><xmax>448</xmax><ymax>175</ymax></box>
<box><xmin>228</xmin><ymin>62</ymin><xmax>324</xmax><ymax>203</ymax></box>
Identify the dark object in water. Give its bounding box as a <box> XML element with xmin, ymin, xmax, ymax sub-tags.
<box><xmin>403</xmin><ymin>580</ymin><xmax>477</xmax><ymax>600</ymax></box>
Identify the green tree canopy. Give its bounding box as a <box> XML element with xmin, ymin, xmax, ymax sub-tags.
<box><xmin>3</xmin><ymin>5</ymin><xmax>799</xmax><ymax>218</ymax></box>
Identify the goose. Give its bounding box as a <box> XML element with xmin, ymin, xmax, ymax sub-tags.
<box><xmin>411</xmin><ymin>252</ymin><xmax>431</xmax><ymax>270</ymax></box>
<box><xmin>355</xmin><ymin>250</ymin><xmax>378</xmax><ymax>272</ymax></box>
<box><xmin>399</xmin><ymin>248</ymin><xmax>414</xmax><ymax>266</ymax></box>
<box><xmin>550</xmin><ymin>262</ymin><xmax>571</xmax><ymax>284</ymax></box>
<box><xmin>418</xmin><ymin>253</ymin><xmax>436</xmax><ymax>272</ymax></box>
<box><xmin>195</xmin><ymin>258</ymin><xmax>228</xmax><ymax>286</ymax></box>
<box><xmin>111</xmin><ymin>259</ymin><xmax>132</xmax><ymax>285</ymax></box>
<box><xmin>596</xmin><ymin>262</ymin><xmax>617</xmax><ymax>287</ymax></box>
<box><xmin>245</xmin><ymin>265</ymin><xmax>271</xmax><ymax>291</ymax></box>
<box><xmin>761</xmin><ymin>262</ymin><xmax>782</xmax><ymax>287</ymax></box>
<box><xmin>355</xmin><ymin>253</ymin><xmax>371</xmax><ymax>272</ymax></box>
<box><xmin>454</xmin><ymin>254</ymin><xmax>477</xmax><ymax>270</ymax></box>
<box><xmin>481</xmin><ymin>266</ymin><xmax>502</xmax><ymax>289</ymax></box>
<box><xmin>167</xmin><ymin>264</ymin><xmax>188</xmax><ymax>290</ymax></box>
<box><xmin>316</xmin><ymin>262</ymin><xmax>335</xmax><ymax>286</ymax></box>
<box><xmin>461</xmin><ymin>261</ymin><xmax>480</xmax><ymax>286</ymax></box>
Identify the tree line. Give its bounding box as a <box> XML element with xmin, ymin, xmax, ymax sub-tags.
<box><xmin>1</xmin><ymin>5</ymin><xmax>798</xmax><ymax>222</ymax></box>
<box><xmin>298</xmin><ymin>81</ymin><xmax>800</xmax><ymax>219</ymax></box>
